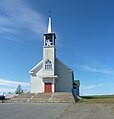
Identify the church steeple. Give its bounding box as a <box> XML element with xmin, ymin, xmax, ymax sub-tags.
<box><xmin>43</xmin><ymin>17</ymin><xmax>56</xmax><ymax>76</ymax></box>
<box><xmin>44</xmin><ymin>17</ymin><xmax>56</xmax><ymax>47</ymax></box>
<box><xmin>48</xmin><ymin>17</ymin><xmax>52</xmax><ymax>33</ymax></box>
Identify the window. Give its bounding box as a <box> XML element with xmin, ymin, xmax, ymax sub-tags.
<box><xmin>45</xmin><ymin>39</ymin><xmax>53</xmax><ymax>46</ymax></box>
<box><xmin>45</xmin><ymin>59</ymin><xmax>52</xmax><ymax>69</ymax></box>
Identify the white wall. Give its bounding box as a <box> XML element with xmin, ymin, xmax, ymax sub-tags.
<box><xmin>30</xmin><ymin>76</ymin><xmax>44</xmax><ymax>93</ymax></box>
<box><xmin>30</xmin><ymin>65</ymin><xmax>44</xmax><ymax>93</ymax></box>
<box><xmin>55</xmin><ymin>58</ymin><xmax>73</xmax><ymax>92</ymax></box>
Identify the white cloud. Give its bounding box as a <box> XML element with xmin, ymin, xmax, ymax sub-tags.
<box><xmin>0</xmin><ymin>78</ymin><xmax>29</xmax><ymax>88</ymax></box>
<box><xmin>0</xmin><ymin>87</ymin><xmax>16</xmax><ymax>94</ymax></box>
<box><xmin>0</xmin><ymin>78</ymin><xmax>30</xmax><ymax>94</ymax></box>
<box><xmin>78</xmin><ymin>64</ymin><xmax>114</xmax><ymax>75</ymax></box>
<box><xmin>80</xmin><ymin>84</ymin><xmax>114</xmax><ymax>96</ymax></box>
<box><xmin>0</xmin><ymin>0</ymin><xmax>46</xmax><ymax>41</ymax></box>
<box><xmin>81</xmin><ymin>84</ymin><xmax>103</xmax><ymax>90</ymax></box>
<box><xmin>80</xmin><ymin>84</ymin><xmax>105</xmax><ymax>96</ymax></box>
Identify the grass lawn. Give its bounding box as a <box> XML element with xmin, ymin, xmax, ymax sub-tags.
<box><xmin>79</xmin><ymin>95</ymin><xmax>114</xmax><ymax>104</ymax></box>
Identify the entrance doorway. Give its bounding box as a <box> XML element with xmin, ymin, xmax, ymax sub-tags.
<box><xmin>44</xmin><ymin>83</ymin><xmax>52</xmax><ymax>93</ymax></box>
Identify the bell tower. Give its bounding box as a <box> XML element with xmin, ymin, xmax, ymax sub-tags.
<box><xmin>43</xmin><ymin>17</ymin><xmax>56</xmax><ymax>76</ymax></box>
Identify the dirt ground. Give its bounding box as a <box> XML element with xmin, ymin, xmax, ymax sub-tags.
<box><xmin>57</xmin><ymin>103</ymin><xmax>114</xmax><ymax>119</ymax></box>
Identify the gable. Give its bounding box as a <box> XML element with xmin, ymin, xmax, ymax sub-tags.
<box><xmin>29</xmin><ymin>60</ymin><xmax>43</xmax><ymax>76</ymax></box>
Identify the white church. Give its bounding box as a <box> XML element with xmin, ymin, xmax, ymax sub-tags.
<box><xmin>29</xmin><ymin>17</ymin><xmax>77</xmax><ymax>94</ymax></box>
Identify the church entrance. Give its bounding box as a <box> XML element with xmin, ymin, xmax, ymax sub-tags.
<box><xmin>44</xmin><ymin>83</ymin><xmax>52</xmax><ymax>93</ymax></box>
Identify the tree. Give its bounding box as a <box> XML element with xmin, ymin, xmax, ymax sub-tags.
<box><xmin>15</xmin><ymin>84</ymin><xmax>23</xmax><ymax>95</ymax></box>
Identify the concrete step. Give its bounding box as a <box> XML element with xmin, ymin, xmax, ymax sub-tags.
<box><xmin>5</xmin><ymin>93</ymin><xmax>35</xmax><ymax>103</ymax></box>
<box><xmin>4</xmin><ymin>92</ymin><xmax>75</xmax><ymax>103</ymax></box>
<box><xmin>50</xmin><ymin>93</ymin><xmax>75</xmax><ymax>103</ymax></box>
<box><xmin>30</xmin><ymin>93</ymin><xmax>52</xmax><ymax>103</ymax></box>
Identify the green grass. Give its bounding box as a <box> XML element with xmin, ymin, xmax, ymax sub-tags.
<box><xmin>78</xmin><ymin>95</ymin><xmax>114</xmax><ymax>104</ymax></box>
<box><xmin>81</xmin><ymin>95</ymin><xmax>114</xmax><ymax>99</ymax></box>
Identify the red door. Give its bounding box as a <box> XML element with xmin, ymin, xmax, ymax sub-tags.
<box><xmin>44</xmin><ymin>83</ymin><xmax>52</xmax><ymax>93</ymax></box>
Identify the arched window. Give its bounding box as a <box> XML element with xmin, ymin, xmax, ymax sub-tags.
<box><xmin>45</xmin><ymin>59</ymin><xmax>52</xmax><ymax>69</ymax></box>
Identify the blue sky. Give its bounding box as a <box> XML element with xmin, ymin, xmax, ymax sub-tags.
<box><xmin>0</xmin><ymin>0</ymin><xmax>114</xmax><ymax>95</ymax></box>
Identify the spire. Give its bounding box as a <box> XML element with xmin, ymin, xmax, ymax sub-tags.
<box><xmin>48</xmin><ymin>16</ymin><xmax>52</xmax><ymax>33</ymax></box>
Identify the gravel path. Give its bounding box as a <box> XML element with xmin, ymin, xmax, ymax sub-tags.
<box><xmin>57</xmin><ymin>104</ymin><xmax>114</xmax><ymax>119</ymax></box>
